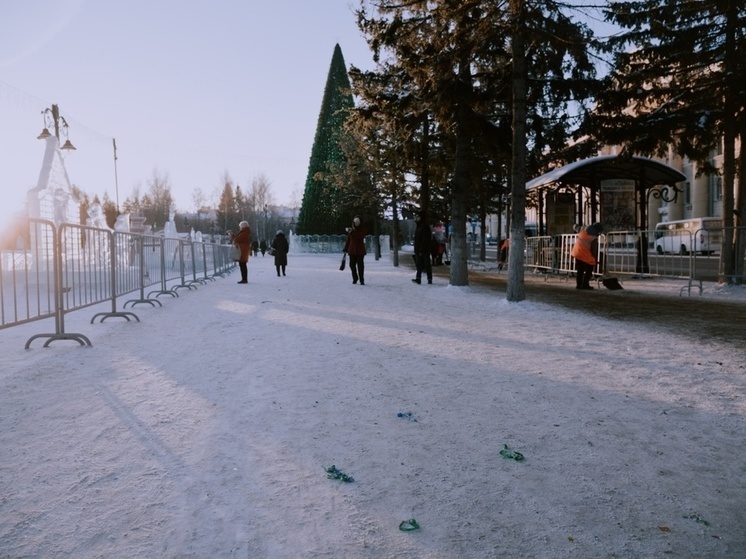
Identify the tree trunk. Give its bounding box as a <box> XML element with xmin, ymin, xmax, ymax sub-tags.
<box><xmin>449</xmin><ymin>60</ymin><xmax>474</xmax><ymax>287</ymax></box>
<box><xmin>507</xmin><ymin>0</ymin><xmax>526</xmax><ymax>302</ymax></box>
<box><xmin>391</xmin><ymin>194</ymin><xmax>400</xmax><ymax>267</ymax></box>
<box><xmin>733</xmin><ymin>132</ymin><xmax>746</xmax><ymax>284</ymax></box>
<box><xmin>420</xmin><ymin>113</ymin><xmax>431</xmax><ymax>218</ymax></box>
<box><xmin>450</xmin><ymin>126</ymin><xmax>471</xmax><ymax>286</ymax></box>
<box><xmin>719</xmin><ymin>0</ymin><xmax>737</xmax><ymax>283</ymax></box>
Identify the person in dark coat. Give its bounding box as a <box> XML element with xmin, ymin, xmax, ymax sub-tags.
<box><xmin>343</xmin><ymin>216</ymin><xmax>366</xmax><ymax>285</ymax></box>
<box><xmin>412</xmin><ymin>212</ymin><xmax>433</xmax><ymax>284</ymax></box>
<box><xmin>252</xmin><ymin>239</ymin><xmax>259</xmax><ymax>257</ymax></box>
<box><xmin>232</xmin><ymin>221</ymin><xmax>252</xmax><ymax>284</ymax></box>
<box><xmin>272</xmin><ymin>230</ymin><xmax>289</xmax><ymax>276</ymax></box>
<box><xmin>260</xmin><ymin>239</ymin><xmax>267</xmax><ymax>256</ymax></box>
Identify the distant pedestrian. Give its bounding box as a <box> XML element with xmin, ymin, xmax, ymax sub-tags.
<box><xmin>260</xmin><ymin>239</ymin><xmax>267</xmax><ymax>256</ymax></box>
<box><xmin>232</xmin><ymin>221</ymin><xmax>252</xmax><ymax>284</ymax></box>
<box><xmin>412</xmin><ymin>212</ymin><xmax>433</xmax><ymax>284</ymax></box>
<box><xmin>571</xmin><ymin>222</ymin><xmax>603</xmax><ymax>290</ymax></box>
<box><xmin>252</xmin><ymin>239</ymin><xmax>259</xmax><ymax>257</ymax></box>
<box><xmin>498</xmin><ymin>237</ymin><xmax>510</xmax><ymax>270</ymax></box>
<box><xmin>272</xmin><ymin>230</ymin><xmax>289</xmax><ymax>276</ymax></box>
<box><xmin>431</xmin><ymin>226</ymin><xmax>446</xmax><ymax>266</ymax></box>
<box><xmin>343</xmin><ymin>215</ymin><xmax>366</xmax><ymax>285</ymax></box>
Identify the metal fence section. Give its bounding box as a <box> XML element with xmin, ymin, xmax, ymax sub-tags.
<box><xmin>522</xmin><ymin>227</ymin><xmax>746</xmax><ymax>294</ymax></box>
<box><xmin>56</xmin><ymin>224</ymin><xmax>140</xmax><ymax>330</ymax></box>
<box><xmin>524</xmin><ymin>235</ymin><xmax>577</xmax><ymax>275</ymax></box>
<box><xmin>1</xmin><ymin>219</ymin><xmax>57</xmax><ymax>330</ymax></box>
<box><xmin>0</xmin><ymin>219</ymin><xmax>236</xmax><ymax>348</ymax></box>
<box><xmin>705</xmin><ymin>226</ymin><xmax>746</xmax><ymax>286</ymax></box>
<box><xmin>291</xmin><ymin>234</ymin><xmax>391</xmax><ymax>255</ymax></box>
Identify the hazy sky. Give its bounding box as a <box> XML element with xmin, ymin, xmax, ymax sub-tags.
<box><xmin>0</xmin><ymin>0</ymin><xmax>375</xmax><ymax>223</ymax></box>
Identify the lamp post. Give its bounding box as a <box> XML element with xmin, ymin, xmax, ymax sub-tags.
<box><xmin>113</xmin><ymin>138</ymin><xmax>120</xmax><ymax>211</ymax></box>
<box><xmin>37</xmin><ymin>104</ymin><xmax>76</xmax><ymax>152</ymax></box>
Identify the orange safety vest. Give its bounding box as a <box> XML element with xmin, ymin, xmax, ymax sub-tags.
<box><xmin>571</xmin><ymin>228</ymin><xmax>597</xmax><ymax>266</ymax></box>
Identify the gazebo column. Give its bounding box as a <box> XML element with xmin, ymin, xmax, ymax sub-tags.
<box><xmin>636</xmin><ymin>172</ymin><xmax>650</xmax><ymax>274</ymax></box>
<box><xmin>591</xmin><ymin>178</ymin><xmax>599</xmax><ymax>223</ymax></box>
<box><xmin>538</xmin><ymin>189</ymin><xmax>545</xmax><ymax>236</ymax></box>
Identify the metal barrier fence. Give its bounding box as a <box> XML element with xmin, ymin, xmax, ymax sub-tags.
<box><xmin>524</xmin><ymin>226</ymin><xmax>746</xmax><ymax>294</ymax></box>
<box><xmin>291</xmin><ymin>234</ymin><xmax>390</xmax><ymax>255</ymax></box>
<box><xmin>0</xmin><ymin>219</ymin><xmax>236</xmax><ymax>348</ymax></box>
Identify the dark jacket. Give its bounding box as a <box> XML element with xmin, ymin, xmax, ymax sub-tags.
<box><xmin>343</xmin><ymin>225</ymin><xmax>367</xmax><ymax>256</ymax></box>
<box><xmin>414</xmin><ymin>220</ymin><xmax>432</xmax><ymax>254</ymax></box>
<box><xmin>272</xmin><ymin>233</ymin><xmax>289</xmax><ymax>266</ymax></box>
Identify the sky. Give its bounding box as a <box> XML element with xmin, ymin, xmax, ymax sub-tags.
<box><xmin>0</xmin><ymin>0</ymin><xmax>376</xmax><ymax>223</ymax></box>
<box><xmin>2</xmin><ymin>252</ymin><xmax>745</xmax><ymax>557</ymax></box>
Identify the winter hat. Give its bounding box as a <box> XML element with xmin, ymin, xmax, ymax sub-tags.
<box><xmin>586</xmin><ymin>222</ymin><xmax>604</xmax><ymax>236</ymax></box>
<box><xmin>276</xmin><ymin>230</ymin><xmax>283</xmax><ymax>235</ymax></box>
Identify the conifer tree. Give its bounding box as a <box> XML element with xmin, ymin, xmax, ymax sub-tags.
<box><xmin>354</xmin><ymin>0</ymin><xmax>598</xmax><ymax>290</ymax></box>
<box><xmin>297</xmin><ymin>44</ymin><xmax>355</xmax><ymax>235</ymax></box>
<box><xmin>592</xmin><ymin>0</ymin><xmax>746</xmax><ymax>283</ymax></box>
<box><xmin>216</xmin><ymin>180</ymin><xmax>238</xmax><ymax>234</ymax></box>
<box><xmin>344</xmin><ymin>63</ymin><xmax>430</xmax><ymax>266</ymax></box>
<box><xmin>101</xmin><ymin>192</ymin><xmax>118</xmax><ymax>229</ymax></box>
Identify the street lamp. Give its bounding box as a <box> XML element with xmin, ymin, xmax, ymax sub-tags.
<box><xmin>113</xmin><ymin>138</ymin><xmax>120</xmax><ymax>211</ymax></box>
<box><xmin>37</xmin><ymin>104</ymin><xmax>76</xmax><ymax>152</ymax></box>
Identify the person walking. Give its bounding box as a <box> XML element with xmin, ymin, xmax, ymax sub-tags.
<box><xmin>272</xmin><ymin>230</ymin><xmax>289</xmax><ymax>277</ymax></box>
<box><xmin>571</xmin><ymin>222</ymin><xmax>603</xmax><ymax>290</ymax></box>
<box><xmin>343</xmin><ymin>216</ymin><xmax>366</xmax><ymax>285</ymax></box>
<box><xmin>498</xmin><ymin>236</ymin><xmax>510</xmax><ymax>270</ymax></box>
<box><xmin>412</xmin><ymin>212</ymin><xmax>433</xmax><ymax>284</ymax></box>
<box><xmin>233</xmin><ymin>221</ymin><xmax>252</xmax><ymax>284</ymax></box>
<box><xmin>260</xmin><ymin>239</ymin><xmax>267</xmax><ymax>256</ymax></box>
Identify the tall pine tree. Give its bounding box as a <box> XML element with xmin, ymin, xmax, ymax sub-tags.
<box><xmin>592</xmin><ymin>0</ymin><xmax>746</xmax><ymax>283</ymax></box>
<box><xmin>297</xmin><ymin>44</ymin><xmax>356</xmax><ymax>235</ymax></box>
<box><xmin>354</xmin><ymin>1</ymin><xmax>598</xmax><ymax>290</ymax></box>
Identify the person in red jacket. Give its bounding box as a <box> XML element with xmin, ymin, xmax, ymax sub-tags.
<box><xmin>571</xmin><ymin>222</ymin><xmax>603</xmax><ymax>290</ymax></box>
<box><xmin>233</xmin><ymin>221</ymin><xmax>252</xmax><ymax>284</ymax></box>
<box><xmin>343</xmin><ymin>216</ymin><xmax>367</xmax><ymax>285</ymax></box>
<box><xmin>498</xmin><ymin>236</ymin><xmax>510</xmax><ymax>270</ymax></box>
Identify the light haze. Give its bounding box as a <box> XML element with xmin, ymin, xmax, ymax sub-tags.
<box><xmin>0</xmin><ymin>1</ymin><xmax>373</xmax><ymax>224</ymax></box>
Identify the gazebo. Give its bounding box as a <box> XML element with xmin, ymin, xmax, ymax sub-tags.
<box><xmin>525</xmin><ymin>155</ymin><xmax>686</xmax><ymax>272</ymax></box>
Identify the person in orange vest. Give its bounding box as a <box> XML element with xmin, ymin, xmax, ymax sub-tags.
<box><xmin>571</xmin><ymin>222</ymin><xmax>603</xmax><ymax>290</ymax></box>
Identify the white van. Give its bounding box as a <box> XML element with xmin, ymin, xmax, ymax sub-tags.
<box><xmin>654</xmin><ymin>217</ymin><xmax>722</xmax><ymax>255</ymax></box>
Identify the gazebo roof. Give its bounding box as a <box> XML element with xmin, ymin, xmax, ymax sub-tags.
<box><xmin>526</xmin><ymin>155</ymin><xmax>686</xmax><ymax>191</ymax></box>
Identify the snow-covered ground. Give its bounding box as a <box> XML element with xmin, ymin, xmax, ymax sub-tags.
<box><xmin>2</xmin><ymin>253</ymin><xmax>745</xmax><ymax>558</ymax></box>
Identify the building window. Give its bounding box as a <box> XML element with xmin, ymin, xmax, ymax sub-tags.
<box><xmin>710</xmin><ymin>174</ymin><xmax>723</xmax><ymax>204</ymax></box>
